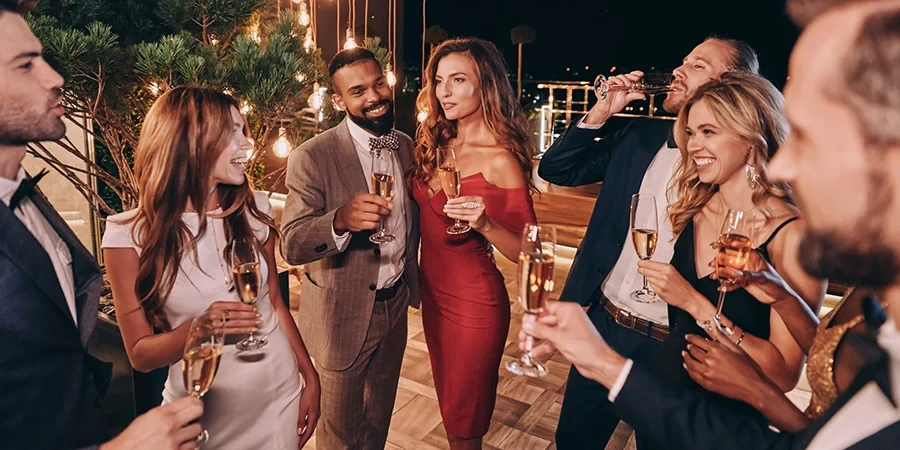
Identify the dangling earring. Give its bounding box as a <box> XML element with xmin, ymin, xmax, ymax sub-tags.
<box><xmin>745</xmin><ymin>164</ymin><xmax>761</xmax><ymax>190</ymax></box>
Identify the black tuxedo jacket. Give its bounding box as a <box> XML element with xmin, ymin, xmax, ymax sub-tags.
<box><xmin>0</xmin><ymin>185</ymin><xmax>110</xmax><ymax>449</ymax></box>
<box><xmin>612</xmin><ymin>362</ymin><xmax>900</xmax><ymax>449</ymax></box>
<box><xmin>538</xmin><ymin>117</ymin><xmax>673</xmax><ymax>307</ymax></box>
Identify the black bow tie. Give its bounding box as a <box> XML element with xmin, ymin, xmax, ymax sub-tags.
<box><xmin>850</xmin><ymin>295</ymin><xmax>896</xmax><ymax>406</ymax></box>
<box><xmin>9</xmin><ymin>169</ymin><xmax>49</xmax><ymax>211</ymax></box>
<box><xmin>369</xmin><ymin>131</ymin><xmax>400</xmax><ymax>154</ymax></box>
<box><xmin>666</xmin><ymin>126</ymin><xmax>678</xmax><ymax>149</ymax></box>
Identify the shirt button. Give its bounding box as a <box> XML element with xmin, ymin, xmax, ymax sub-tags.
<box><xmin>369</xmin><ymin>284</ymin><xmax>377</xmax><ymax>291</ymax></box>
<box><xmin>616</xmin><ymin>240</ymin><xmax>624</xmax><ymax>248</ymax></box>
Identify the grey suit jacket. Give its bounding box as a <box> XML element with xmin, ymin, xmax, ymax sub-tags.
<box><xmin>281</xmin><ymin>119</ymin><xmax>421</xmax><ymax>371</ymax></box>
<box><xmin>0</xmin><ymin>184</ymin><xmax>110</xmax><ymax>449</ymax></box>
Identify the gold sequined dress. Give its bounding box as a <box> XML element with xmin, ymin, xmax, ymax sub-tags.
<box><xmin>804</xmin><ymin>289</ymin><xmax>863</xmax><ymax>420</ymax></box>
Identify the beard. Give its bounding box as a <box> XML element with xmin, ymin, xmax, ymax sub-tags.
<box><xmin>347</xmin><ymin>100</ymin><xmax>395</xmax><ymax>136</ymax></box>
<box><xmin>0</xmin><ymin>99</ymin><xmax>66</xmax><ymax>145</ymax></box>
<box><xmin>799</xmin><ymin>174</ymin><xmax>899</xmax><ymax>289</ymax></box>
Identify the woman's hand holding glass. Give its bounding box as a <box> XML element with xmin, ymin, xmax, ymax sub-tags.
<box><xmin>203</xmin><ymin>301</ymin><xmax>261</xmax><ymax>336</ymax></box>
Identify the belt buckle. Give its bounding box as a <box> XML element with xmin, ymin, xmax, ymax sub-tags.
<box><xmin>615</xmin><ymin>308</ymin><xmax>633</xmax><ymax>329</ymax></box>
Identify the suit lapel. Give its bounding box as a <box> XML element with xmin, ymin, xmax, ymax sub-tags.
<box><xmin>395</xmin><ymin>137</ymin><xmax>415</xmax><ymax>243</ymax></box>
<box><xmin>626</xmin><ymin>121</ymin><xmax>671</xmax><ymax>198</ymax></box>
<box><xmin>0</xmin><ymin>200</ymin><xmax>75</xmax><ymax>328</ymax></box>
<box><xmin>332</xmin><ymin>119</ymin><xmax>369</xmax><ymax>196</ymax></box>
<box><xmin>29</xmin><ymin>192</ymin><xmax>101</xmax><ymax>344</ymax></box>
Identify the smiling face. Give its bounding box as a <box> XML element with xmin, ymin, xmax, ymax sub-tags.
<box><xmin>664</xmin><ymin>39</ymin><xmax>734</xmax><ymax>113</ymax></box>
<box><xmin>0</xmin><ymin>11</ymin><xmax>66</xmax><ymax>145</ymax></box>
<box><xmin>684</xmin><ymin>99</ymin><xmax>749</xmax><ymax>186</ymax></box>
<box><xmin>210</xmin><ymin>106</ymin><xmax>253</xmax><ymax>187</ymax></box>
<box><xmin>434</xmin><ymin>52</ymin><xmax>482</xmax><ymax>121</ymax></box>
<box><xmin>331</xmin><ymin>58</ymin><xmax>394</xmax><ymax>135</ymax></box>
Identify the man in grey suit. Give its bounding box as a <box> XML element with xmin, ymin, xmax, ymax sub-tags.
<box><xmin>0</xmin><ymin>1</ymin><xmax>204</xmax><ymax>449</ymax></box>
<box><xmin>281</xmin><ymin>48</ymin><xmax>420</xmax><ymax>450</ymax></box>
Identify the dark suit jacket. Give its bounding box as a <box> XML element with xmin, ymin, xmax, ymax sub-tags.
<box><xmin>612</xmin><ymin>363</ymin><xmax>900</xmax><ymax>449</ymax></box>
<box><xmin>0</xmin><ymin>188</ymin><xmax>110</xmax><ymax>449</ymax></box>
<box><xmin>538</xmin><ymin>117</ymin><xmax>673</xmax><ymax>306</ymax></box>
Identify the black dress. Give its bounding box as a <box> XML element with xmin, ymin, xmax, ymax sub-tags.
<box><xmin>652</xmin><ymin>216</ymin><xmax>799</xmax><ymax>411</ymax></box>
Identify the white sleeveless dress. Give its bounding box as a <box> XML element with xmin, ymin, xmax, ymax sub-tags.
<box><xmin>102</xmin><ymin>191</ymin><xmax>303</xmax><ymax>449</ymax></box>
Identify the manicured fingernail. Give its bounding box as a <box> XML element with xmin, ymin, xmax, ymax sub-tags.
<box><xmin>256</xmin><ymin>320</ymin><xmax>263</xmax><ymax>325</ymax></box>
<box><xmin>256</xmin><ymin>313</ymin><xmax>262</xmax><ymax>318</ymax></box>
<box><xmin>682</xmin><ymin>363</ymin><xmax>687</xmax><ymax>369</ymax></box>
<box><xmin>686</xmin><ymin>344</ymin><xmax>692</xmax><ymax>350</ymax></box>
<box><xmin>681</xmin><ymin>350</ymin><xmax>687</xmax><ymax>357</ymax></box>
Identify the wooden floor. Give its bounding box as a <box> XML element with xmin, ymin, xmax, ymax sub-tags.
<box><xmin>289</xmin><ymin>246</ymin><xmax>620</xmax><ymax>450</ymax></box>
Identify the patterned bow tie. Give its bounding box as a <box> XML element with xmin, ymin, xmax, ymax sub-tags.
<box><xmin>666</xmin><ymin>126</ymin><xmax>678</xmax><ymax>149</ymax></box>
<box><xmin>9</xmin><ymin>168</ymin><xmax>49</xmax><ymax>210</ymax></box>
<box><xmin>368</xmin><ymin>131</ymin><xmax>400</xmax><ymax>154</ymax></box>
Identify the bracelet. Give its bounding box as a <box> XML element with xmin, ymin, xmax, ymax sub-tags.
<box><xmin>734</xmin><ymin>329</ymin><xmax>746</xmax><ymax>346</ymax></box>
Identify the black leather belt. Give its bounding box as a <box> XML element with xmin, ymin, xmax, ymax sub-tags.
<box><xmin>600</xmin><ymin>296</ymin><xmax>670</xmax><ymax>341</ymax></box>
<box><xmin>375</xmin><ymin>278</ymin><xmax>404</xmax><ymax>302</ymax></box>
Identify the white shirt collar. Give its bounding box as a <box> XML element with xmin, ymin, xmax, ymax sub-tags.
<box><xmin>0</xmin><ymin>166</ymin><xmax>27</xmax><ymax>206</ymax></box>
<box><xmin>345</xmin><ymin>118</ymin><xmax>393</xmax><ymax>155</ymax></box>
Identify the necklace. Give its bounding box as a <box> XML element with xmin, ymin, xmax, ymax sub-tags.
<box><xmin>209</xmin><ymin>208</ymin><xmax>235</xmax><ymax>292</ymax></box>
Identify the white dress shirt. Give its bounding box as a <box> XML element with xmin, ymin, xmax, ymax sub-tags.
<box><xmin>331</xmin><ymin>120</ymin><xmax>408</xmax><ymax>289</ymax></box>
<box><xmin>0</xmin><ymin>166</ymin><xmax>78</xmax><ymax>325</ymax></box>
<box><xmin>578</xmin><ymin>117</ymin><xmax>681</xmax><ymax>325</ymax></box>
<box><xmin>807</xmin><ymin>318</ymin><xmax>900</xmax><ymax>449</ymax></box>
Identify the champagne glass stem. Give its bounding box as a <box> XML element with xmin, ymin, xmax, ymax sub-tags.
<box><xmin>715</xmin><ymin>286</ymin><xmax>727</xmax><ymax>318</ymax></box>
<box><xmin>379</xmin><ymin>216</ymin><xmax>386</xmax><ymax>236</ymax></box>
<box><xmin>642</xmin><ymin>273</ymin><xmax>650</xmax><ymax>292</ymax></box>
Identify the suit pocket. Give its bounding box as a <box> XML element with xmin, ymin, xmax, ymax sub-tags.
<box><xmin>304</xmin><ymin>271</ymin><xmax>325</xmax><ymax>289</ymax></box>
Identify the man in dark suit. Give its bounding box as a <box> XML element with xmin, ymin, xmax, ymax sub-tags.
<box><xmin>0</xmin><ymin>1</ymin><xmax>203</xmax><ymax>448</ymax></box>
<box><xmin>537</xmin><ymin>35</ymin><xmax>759</xmax><ymax>449</ymax></box>
<box><xmin>522</xmin><ymin>1</ymin><xmax>900</xmax><ymax>448</ymax></box>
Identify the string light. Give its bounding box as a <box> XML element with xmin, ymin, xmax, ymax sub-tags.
<box><xmin>343</xmin><ymin>28</ymin><xmax>357</xmax><ymax>50</ymax></box>
<box><xmin>296</xmin><ymin>72</ymin><xmax>306</xmax><ymax>83</ymax></box>
<box><xmin>304</xmin><ymin>28</ymin><xmax>315</xmax><ymax>51</ymax></box>
<box><xmin>223</xmin><ymin>87</ymin><xmax>233</xmax><ymax>96</ymax></box>
<box><xmin>417</xmin><ymin>107</ymin><xmax>428</xmax><ymax>123</ymax></box>
<box><xmin>385</xmin><ymin>63</ymin><xmax>396</xmax><ymax>87</ymax></box>
<box><xmin>148</xmin><ymin>81</ymin><xmax>160</xmax><ymax>95</ymax></box>
<box><xmin>249</xmin><ymin>23</ymin><xmax>261</xmax><ymax>43</ymax></box>
<box><xmin>298</xmin><ymin>1</ymin><xmax>311</xmax><ymax>26</ymax></box>
<box><xmin>240</xmin><ymin>101</ymin><xmax>252</xmax><ymax>115</ymax></box>
<box><xmin>210</xmin><ymin>34</ymin><xmax>219</xmax><ymax>46</ymax></box>
<box><xmin>272</xmin><ymin>127</ymin><xmax>292</xmax><ymax>158</ymax></box>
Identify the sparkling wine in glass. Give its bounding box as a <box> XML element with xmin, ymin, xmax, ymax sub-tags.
<box><xmin>506</xmin><ymin>224</ymin><xmax>557</xmax><ymax>378</ymax></box>
<box><xmin>594</xmin><ymin>72</ymin><xmax>674</xmax><ymax>100</ymax></box>
<box><xmin>437</xmin><ymin>145</ymin><xmax>471</xmax><ymax>235</ymax></box>
<box><xmin>182</xmin><ymin>310</ymin><xmax>225</xmax><ymax>448</ymax></box>
<box><xmin>230</xmin><ymin>238</ymin><xmax>267</xmax><ymax>350</ymax></box>
<box><xmin>697</xmin><ymin>209</ymin><xmax>755</xmax><ymax>333</ymax></box>
<box><xmin>630</xmin><ymin>194</ymin><xmax>660</xmax><ymax>303</ymax></box>
<box><xmin>369</xmin><ymin>149</ymin><xmax>396</xmax><ymax>244</ymax></box>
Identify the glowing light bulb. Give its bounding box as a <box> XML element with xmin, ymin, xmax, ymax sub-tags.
<box><xmin>210</xmin><ymin>35</ymin><xmax>219</xmax><ymax>46</ymax></box>
<box><xmin>223</xmin><ymin>88</ymin><xmax>233</xmax><ymax>96</ymax></box>
<box><xmin>385</xmin><ymin>64</ymin><xmax>396</xmax><ymax>87</ymax></box>
<box><xmin>343</xmin><ymin>28</ymin><xmax>357</xmax><ymax>50</ymax></box>
<box><xmin>148</xmin><ymin>82</ymin><xmax>160</xmax><ymax>95</ymax></box>
<box><xmin>272</xmin><ymin>127</ymin><xmax>292</xmax><ymax>158</ymax></box>
<box><xmin>417</xmin><ymin>108</ymin><xmax>428</xmax><ymax>123</ymax></box>
<box><xmin>240</xmin><ymin>101</ymin><xmax>252</xmax><ymax>115</ymax></box>
<box><xmin>298</xmin><ymin>2</ymin><xmax>311</xmax><ymax>26</ymax></box>
<box><xmin>249</xmin><ymin>24</ymin><xmax>260</xmax><ymax>43</ymax></box>
<box><xmin>296</xmin><ymin>72</ymin><xmax>306</xmax><ymax>83</ymax></box>
<box><xmin>307</xmin><ymin>82</ymin><xmax>324</xmax><ymax>110</ymax></box>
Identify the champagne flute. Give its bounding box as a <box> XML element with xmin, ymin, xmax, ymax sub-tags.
<box><xmin>697</xmin><ymin>209</ymin><xmax>755</xmax><ymax>333</ymax></box>
<box><xmin>182</xmin><ymin>310</ymin><xmax>225</xmax><ymax>447</ymax></box>
<box><xmin>437</xmin><ymin>145</ymin><xmax>471</xmax><ymax>235</ymax></box>
<box><xmin>594</xmin><ymin>72</ymin><xmax>674</xmax><ymax>100</ymax></box>
<box><xmin>506</xmin><ymin>224</ymin><xmax>557</xmax><ymax>378</ymax></box>
<box><xmin>230</xmin><ymin>237</ymin><xmax>268</xmax><ymax>351</ymax></box>
<box><xmin>369</xmin><ymin>149</ymin><xmax>396</xmax><ymax>244</ymax></box>
<box><xmin>630</xmin><ymin>194</ymin><xmax>660</xmax><ymax>303</ymax></box>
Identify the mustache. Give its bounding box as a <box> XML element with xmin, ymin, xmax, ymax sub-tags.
<box><xmin>362</xmin><ymin>100</ymin><xmax>391</xmax><ymax>114</ymax></box>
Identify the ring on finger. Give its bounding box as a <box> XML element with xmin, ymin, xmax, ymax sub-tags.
<box><xmin>223</xmin><ymin>310</ymin><xmax>230</xmax><ymax>322</ymax></box>
<box><xmin>462</xmin><ymin>201</ymin><xmax>481</xmax><ymax>209</ymax></box>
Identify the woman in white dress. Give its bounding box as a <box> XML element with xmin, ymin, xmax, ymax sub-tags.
<box><xmin>102</xmin><ymin>86</ymin><xmax>320</xmax><ymax>449</ymax></box>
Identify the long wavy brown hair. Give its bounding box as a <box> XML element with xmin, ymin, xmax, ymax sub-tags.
<box><xmin>668</xmin><ymin>72</ymin><xmax>793</xmax><ymax>237</ymax></box>
<box><xmin>409</xmin><ymin>37</ymin><xmax>536</xmax><ymax>192</ymax></box>
<box><xmin>126</xmin><ymin>86</ymin><xmax>275</xmax><ymax>330</ymax></box>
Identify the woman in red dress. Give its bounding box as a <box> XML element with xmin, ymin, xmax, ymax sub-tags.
<box><xmin>408</xmin><ymin>37</ymin><xmax>538</xmax><ymax>449</ymax></box>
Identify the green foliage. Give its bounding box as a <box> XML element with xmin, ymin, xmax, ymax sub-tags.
<box><xmin>26</xmin><ymin>1</ymin><xmax>353</xmax><ymax>214</ymax></box>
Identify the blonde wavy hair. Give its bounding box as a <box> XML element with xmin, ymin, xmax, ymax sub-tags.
<box><xmin>409</xmin><ymin>37</ymin><xmax>536</xmax><ymax>193</ymax></box>
<box><xmin>126</xmin><ymin>86</ymin><xmax>275</xmax><ymax>330</ymax></box>
<box><xmin>668</xmin><ymin>72</ymin><xmax>793</xmax><ymax>237</ymax></box>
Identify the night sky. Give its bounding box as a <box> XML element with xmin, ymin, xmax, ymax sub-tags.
<box><xmin>401</xmin><ymin>0</ymin><xmax>800</xmax><ymax>89</ymax></box>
